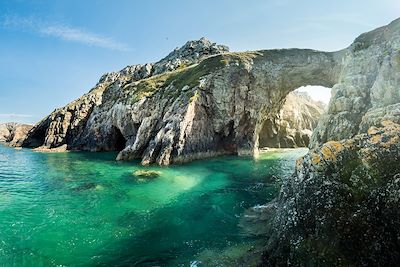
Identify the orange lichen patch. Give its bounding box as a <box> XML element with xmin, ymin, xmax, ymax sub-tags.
<box><xmin>326</xmin><ymin>141</ymin><xmax>345</xmax><ymax>153</ymax></box>
<box><xmin>381</xmin><ymin>135</ymin><xmax>400</xmax><ymax>148</ymax></box>
<box><xmin>370</xmin><ymin>134</ymin><xmax>382</xmax><ymax>144</ymax></box>
<box><xmin>381</xmin><ymin>120</ymin><xmax>395</xmax><ymax>127</ymax></box>
<box><xmin>296</xmin><ymin>157</ymin><xmax>304</xmax><ymax>168</ymax></box>
<box><xmin>311</xmin><ymin>152</ymin><xmax>322</xmax><ymax>165</ymax></box>
<box><xmin>367</xmin><ymin>126</ymin><xmax>380</xmax><ymax>135</ymax></box>
<box><xmin>317</xmin><ymin>141</ymin><xmax>346</xmax><ymax>162</ymax></box>
<box><xmin>320</xmin><ymin>146</ymin><xmax>337</xmax><ymax>162</ymax></box>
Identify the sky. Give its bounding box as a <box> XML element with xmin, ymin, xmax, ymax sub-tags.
<box><xmin>0</xmin><ymin>0</ymin><xmax>399</xmax><ymax>124</ymax></box>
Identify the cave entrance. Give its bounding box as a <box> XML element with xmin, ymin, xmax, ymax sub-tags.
<box><xmin>110</xmin><ymin>126</ymin><xmax>127</xmax><ymax>151</ymax></box>
<box><xmin>258</xmin><ymin>85</ymin><xmax>331</xmax><ymax>149</ymax></box>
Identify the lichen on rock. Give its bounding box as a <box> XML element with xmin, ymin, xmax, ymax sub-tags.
<box><xmin>262</xmin><ymin>121</ymin><xmax>400</xmax><ymax>266</ymax></box>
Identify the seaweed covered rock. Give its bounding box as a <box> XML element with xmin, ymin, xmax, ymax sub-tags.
<box><xmin>263</xmin><ymin>121</ymin><xmax>400</xmax><ymax>266</ymax></box>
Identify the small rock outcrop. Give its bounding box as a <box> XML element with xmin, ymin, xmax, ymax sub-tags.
<box><xmin>259</xmin><ymin>91</ymin><xmax>326</xmax><ymax>148</ymax></box>
<box><xmin>23</xmin><ymin>18</ymin><xmax>400</xmax><ymax>165</ymax></box>
<box><xmin>0</xmin><ymin>122</ymin><xmax>33</xmax><ymax>146</ymax></box>
<box><xmin>262</xmin><ymin>120</ymin><xmax>400</xmax><ymax>266</ymax></box>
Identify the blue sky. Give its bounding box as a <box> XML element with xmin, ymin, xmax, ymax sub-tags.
<box><xmin>0</xmin><ymin>0</ymin><xmax>399</xmax><ymax>124</ymax></box>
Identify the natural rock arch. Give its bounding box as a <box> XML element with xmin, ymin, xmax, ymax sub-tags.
<box><xmin>22</xmin><ymin>18</ymin><xmax>400</xmax><ymax>165</ymax></box>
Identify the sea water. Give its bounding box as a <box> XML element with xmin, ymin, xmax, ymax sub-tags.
<box><xmin>0</xmin><ymin>144</ymin><xmax>307</xmax><ymax>266</ymax></box>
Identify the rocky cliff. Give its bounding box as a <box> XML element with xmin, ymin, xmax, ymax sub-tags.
<box><xmin>311</xmin><ymin>18</ymin><xmax>400</xmax><ymax>147</ymax></box>
<box><xmin>260</xmin><ymin>120</ymin><xmax>400</xmax><ymax>266</ymax></box>
<box><xmin>23</xmin><ymin>18</ymin><xmax>400</xmax><ymax>165</ymax></box>
<box><xmin>0</xmin><ymin>123</ymin><xmax>33</xmax><ymax>147</ymax></box>
<box><xmin>259</xmin><ymin>91</ymin><xmax>326</xmax><ymax>148</ymax></box>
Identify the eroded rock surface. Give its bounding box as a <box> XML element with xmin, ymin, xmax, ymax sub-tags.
<box><xmin>23</xmin><ymin>18</ymin><xmax>400</xmax><ymax>165</ymax></box>
<box><xmin>310</xmin><ymin>18</ymin><xmax>400</xmax><ymax>147</ymax></box>
<box><xmin>262</xmin><ymin>120</ymin><xmax>400</xmax><ymax>266</ymax></box>
<box><xmin>0</xmin><ymin>123</ymin><xmax>33</xmax><ymax>147</ymax></box>
<box><xmin>259</xmin><ymin>91</ymin><xmax>326</xmax><ymax>148</ymax></box>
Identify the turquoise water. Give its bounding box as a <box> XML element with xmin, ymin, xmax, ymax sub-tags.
<box><xmin>0</xmin><ymin>144</ymin><xmax>307</xmax><ymax>266</ymax></box>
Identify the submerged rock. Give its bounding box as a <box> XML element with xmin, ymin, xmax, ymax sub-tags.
<box><xmin>133</xmin><ymin>170</ymin><xmax>161</xmax><ymax>179</ymax></box>
<box><xmin>262</xmin><ymin>121</ymin><xmax>400</xmax><ymax>266</ymax></box>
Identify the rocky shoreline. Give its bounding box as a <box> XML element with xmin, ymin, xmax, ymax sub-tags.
<box><xmin>2</xmin><ymin>17</ymin><xmax>400</xmax><ymax>266</ymax></box>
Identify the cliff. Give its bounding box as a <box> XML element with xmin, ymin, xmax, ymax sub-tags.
<box><xmin>259</xmin><ymin>91</ymin><xmax>326</xmax><ymax>148</ymax></box>
<box><xmin>311</xmin><ymin>18</ymin><xmax>400</xmax><ymax>146</ymax></box>
<box><xmin>0</xmin><ymin>123</ymin><xmax>33</xmax><ymax>147</ymax></box>
<box><xmin>23</xmin><ymin>18</ymin><xmax>400</xmax><ymax>165</ymax></box>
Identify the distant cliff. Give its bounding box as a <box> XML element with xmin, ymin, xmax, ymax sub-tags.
<box><xmin>23</xmin><ymin>18</ymin><xmax>400</xmax><ymax>165</ymax></box>
<box><xmin>0</xmin><ymin>123</ymin><xmax>33</xmax><ymax>147</ymax></box>
<box><xmin>259</xmin><ymin>91</ymin><xmax>326</xmax><ymax>148</ymax></box>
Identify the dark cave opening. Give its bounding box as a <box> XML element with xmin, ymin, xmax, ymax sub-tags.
<box><xmin>22</xmin><ymin>123</ymin><xmax>48</xmax><ymax>148</ymax></box>
<box><xmin>110</xmin><ymin>126</ymin><xmax>127</xmax><ymax>151</ymax></box>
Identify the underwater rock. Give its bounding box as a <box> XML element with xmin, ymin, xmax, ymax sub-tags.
<box><xmin>133</xmin><ymin>170</ymin><xmax>161</xmax><ymax>179</ymax></box>
<box><xmin>262</xmin><ymin>120</ymin><xmax>400</xmax><ymax>266</ymax></box>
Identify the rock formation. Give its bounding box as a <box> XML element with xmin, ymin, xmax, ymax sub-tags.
<box><xmin>0</xmin><ymin>122</ymin><xmax>33</xmax><ymax>147</ymax></box>
<box><xmin>261</xmin><ymin>120</ymin><xmax>400</xmax><ymax>266</ymax></box>
<box><xmin>259</xmin><ymin>91</ymin><xmax>326</xmax><ymax>148</ymax></box>
<box><xmin>310</xmin><ymin>18</ymin><xmax>400</xmax><ymax>147</ymax></box>
<box><xmin>23</xmin><ymin>18</ymin><xmax>400</xmax><ymax>165</ymax></box>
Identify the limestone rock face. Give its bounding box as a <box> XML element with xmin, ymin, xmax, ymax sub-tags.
<box><xmin>23</xmin><ymin>47</ymin><xmax>338</xmax><ymax>164</ymax></box>
<box><xmin>263</xmin><ymin>121</ymin><xmax>400</xmax><ymax>266</ymax></box>
<box><xmin>23</xmin><ymin>18</ymin><xmax>400</xmax><ymax>165</ymax></box>
<box><xmin>0</xmin><ymin>123</ymin><xmax>33</xmax><ymax>146</ymax></box>
<box><xmin>0</xmin><ymin>123</ymin><xmax>14</xmax><ymax>141</ymax></box>
<box><xmin>310</xmin><ymin>18</ymin><xmax>400</xmax><ymax>147</ymax></box>
<box><xmin>259</xmin><ymin>92</ymin><xmax>326</xmax><ymax>148</ymax></box>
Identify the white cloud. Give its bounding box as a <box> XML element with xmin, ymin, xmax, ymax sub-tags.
<box><xmin>2</xmin><ymin>15</ymin><xmax>129</xmax><ymax>51</ymax></box>
<box><xmin>0</xmin><ymin>113</ymin><xmax>34</xmax><ymax>118</ymax></box>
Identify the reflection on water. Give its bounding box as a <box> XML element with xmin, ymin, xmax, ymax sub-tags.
<box><xmin>0</xmin><ymin>145</ymin><xmax>307</xmax><ymax>266</ymax></box>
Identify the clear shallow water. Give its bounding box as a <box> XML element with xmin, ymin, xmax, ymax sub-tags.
<box><xmin>0</xmin><ymin>145</ymin><xmax>307</xmax><ymax>266</ymax></box>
